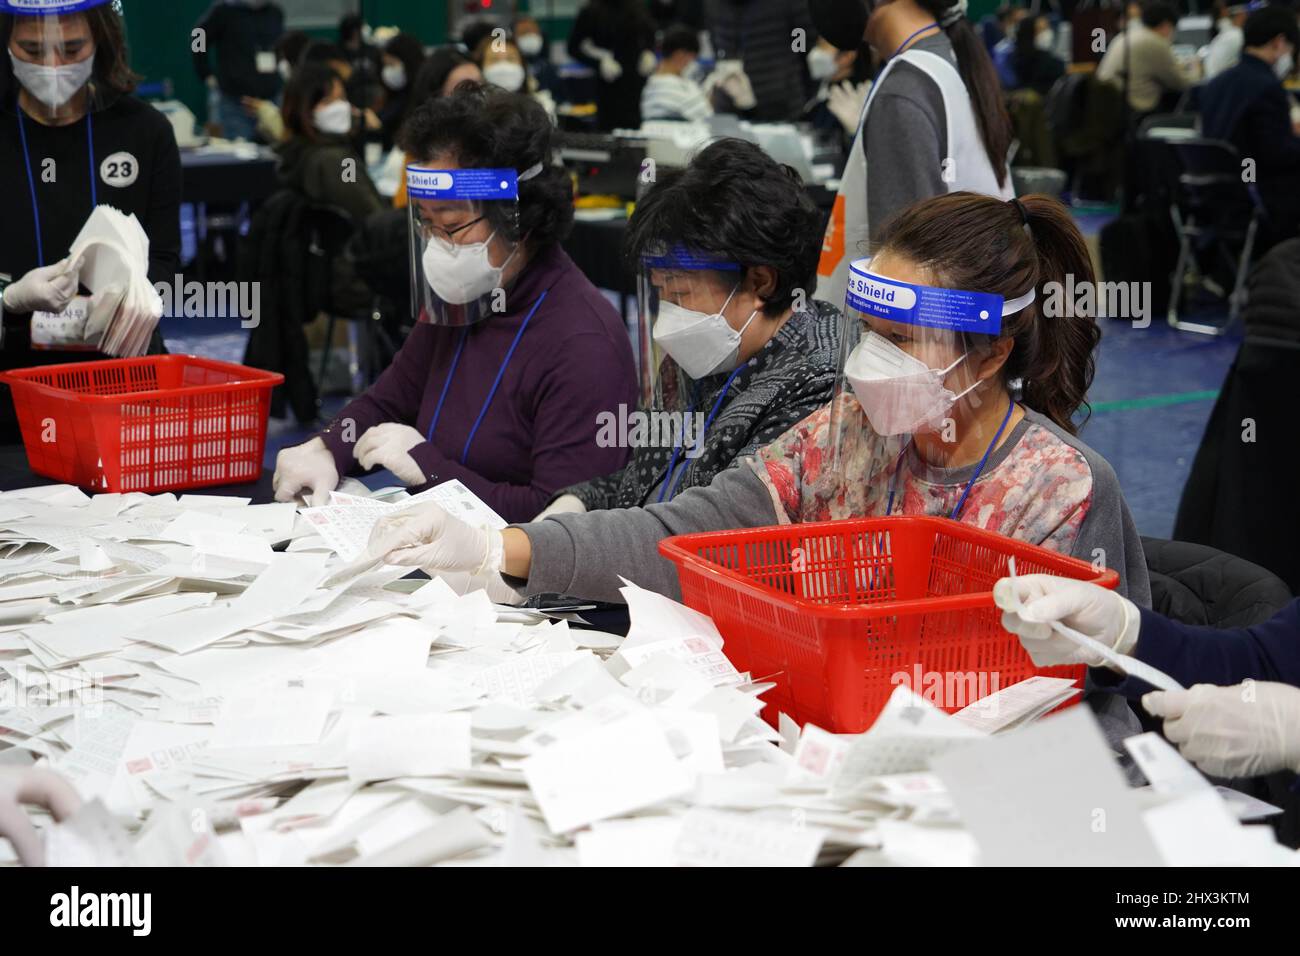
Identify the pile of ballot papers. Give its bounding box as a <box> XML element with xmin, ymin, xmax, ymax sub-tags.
<box><xmin>0</xmin><ymin>480</ymin><xmax>1295</xmax><ymax>867</ymax></box>
<box><xmin>68</xmin><ymin>205</ymin><xmax>163</xmax><ymax>357</ymax></box>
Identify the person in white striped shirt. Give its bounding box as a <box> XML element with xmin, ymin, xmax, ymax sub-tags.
<box><xmin>641</xmin><ymin>25</ymin><xmax>714</xmax><ymax>121</ymax></box>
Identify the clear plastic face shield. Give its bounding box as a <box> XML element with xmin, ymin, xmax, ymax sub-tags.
<box><xmin>2</xmin><ymin>1</ymin><xmax>105</xmax><ymax>124</ymax></box>
<box><xmin>826</xmin><ymin>255</ymin><xmax>1035</xmax><ymax>470</ymax></box>
<box><xmin>407</xmin><ymin>163</ymin><xmax>540</xmax><ymax>326</ymax></box>
<box><xmin>635</xmin><ymin>246</ymin><xmax>759</xmax><ymax>410</ymax></box>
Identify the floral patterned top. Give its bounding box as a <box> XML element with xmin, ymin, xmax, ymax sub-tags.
<box><xmin>755</xmin><ymin>394</ymin><xmax>1107</xmax><ymax>561</ymax></box>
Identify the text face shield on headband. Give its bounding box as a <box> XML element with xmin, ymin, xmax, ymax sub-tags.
<box><xmin>637</xmin><ymin>246</ymin><xmax>753</xmax><ymax>407</ymax></box>
<box><xmin>2</xmin><ymin>1</ymin><xmax>110</xmax><ymax>123</ymax></box>
<box><xmin>825</xmin><ymin>256</ymin><xmax>1034</xmax><ymax>469</ymax></box>
<box><xmin>407</xmin><ymin>165</ymin><xmax>537</xmax><ymax>326</ymax></box>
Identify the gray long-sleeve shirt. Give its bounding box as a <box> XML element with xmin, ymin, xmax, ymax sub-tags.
<box><xmin>515</xmin><ymin>406</ymin><xmax>1151</xmax><ymax>608</ymax></box>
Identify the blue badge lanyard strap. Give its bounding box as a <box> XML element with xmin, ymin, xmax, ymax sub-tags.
<box><xmin>425</xmin><ymin>290</ymin><xmax>548</xmax><ymax>466</ymax></box>
<box><xmin>18</xmin><ymin>108</ymin><xmax>97</xmax><ymax>269</ymax></box>
<box><xmin>885</xmin><ymin>398</ymin><xmax>1016</xmax><ymax>520</ymax></box>
<box><xmin>657</xmin><ymin>363</ymin><xmax>745</xmax><ymax>504</ymax></box>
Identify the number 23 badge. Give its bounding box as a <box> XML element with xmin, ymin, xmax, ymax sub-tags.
<box><xmin>100</xmin><ymin>151</ymin><xmax>140</xmax><ymax>188</ymax></box>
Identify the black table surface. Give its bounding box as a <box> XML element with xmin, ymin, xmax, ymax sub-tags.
<box><xmin>180</xmin><ymin>145</ymin><xmax>279</xmax><ymax>207</ymax></box>
<box><xmin>0</xmin><ymin>443</ymin><xmax>277</xmax><ymax>502</ymax></box>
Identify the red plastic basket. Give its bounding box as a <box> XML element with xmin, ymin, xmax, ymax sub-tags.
<box><xmin>0</xmin><ymin>355</ymin><xmax>283</xmax><ymax>493</ymax></box>
<box><xmin>659</xmin><ymin>516</ymin><xmax>1118</xmax><ymax>733</ymax></box>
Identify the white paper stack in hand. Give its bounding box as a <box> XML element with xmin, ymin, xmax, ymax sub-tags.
<box><xmin>68</xmin><ymin>205</ymin><xmax>163</xmax><ymax>357</ymax></box>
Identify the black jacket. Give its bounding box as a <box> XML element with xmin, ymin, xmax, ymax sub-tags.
<box><xmin>192</xmin><ymin>1</ymin><xmax>285</xmax><ymax>101</ymax></box>
<box><xmin>238</xmin><ymin>188</ymin><xmax>323</xmax><ymax>423</ymax></box>
<box><xmin>1174</xmin><ymin>237</ymin><xmax>1300</xmax><ymax>592</ymax></box>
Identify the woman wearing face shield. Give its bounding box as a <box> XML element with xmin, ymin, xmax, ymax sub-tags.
<box><xmin>0</xmin><ymin>0</ymin><xmax>180</xmax><ymax>443</ymax></box>
<box><xmin>537</xmin><ymin>137</ymin><xmax>841</xmax><ymax>522</ymax></box>
<box><xmin>273</xmin><ymin>85</ymin><xmax>637</xmax><ymax>523</ymax></box>
<box><xmin>363</xmin><ymin>192</ymin><xmax>1149</xmax><ymax>620</ymax></box>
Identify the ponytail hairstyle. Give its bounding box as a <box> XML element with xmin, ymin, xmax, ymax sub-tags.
<box><xmin>873</xmin><ymin>191</ymin><xmax>1101</xmax><ymax>434</ymax></box>
<box><xmin>913</xmin><ymin>0</ymin><xmax>1012</xmax><ymax>188</ymax></box>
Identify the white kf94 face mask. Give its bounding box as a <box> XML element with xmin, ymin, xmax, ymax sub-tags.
<box><xmin>844</xmin><ymin>331</ymin><xmax>978</xmax><ymax>436</ymax></box>
<box><xmin>9</xmin><ymin>52</ymin><xmax>95</xmax><ymax>110</ymax></box>
<box><xmin>422</xmin><ymin>230</ymin><xmax>520</xmax><ymax>305</ymax></box>
<box><xmin>652</xmin><ymin>284</ymin><xmax>759</xmax><ymax>379</ymax></box>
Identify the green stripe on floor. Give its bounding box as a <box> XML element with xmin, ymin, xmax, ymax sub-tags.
<box><xmin>1091</xmin><ymin>390</ymin><xmax>1220</xmax><ymax>413</ymax></box>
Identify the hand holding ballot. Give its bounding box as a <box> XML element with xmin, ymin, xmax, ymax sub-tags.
<box><xmin>366</xmin><ymin>500</ymin><xmax>505</xmax><ymax>578</ymax></box>
<box><xmin>1143</xmin><ymin>682</ymin><xmax>1300</xmax><ymax>779</ymax></box>
<box><xmin>993</xmin><ymin>573</ymin><xmax>1140</xmax><ymax>668</ymax></box>
<box><xmin>272</xmin><ymin>437</ymin><xmax>340</xmax><ymax>507</ymax></box>
<box><xmin>1</xmin><ymin>256</ymin><xmax>82</xmax><ymax>315</ymax></box>
<box><xmin>63</xmin><ymin>205</ymin><xmax>163</xmax><ymax>357</ymax></box>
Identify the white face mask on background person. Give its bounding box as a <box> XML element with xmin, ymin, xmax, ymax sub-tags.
<box><xmin>1034</xmin><ymin>29</ymin><xmax>1055</xmax><ymax>52</ymax></box>
<box><xmin>807</xmin><ymin>46</ymin><xmax>838</xmax><ymax>81</ymax></box>
<box><xmin>517</xmin><ymin>33</ymin><xmax>544</xmax><ymax>58</ymax></box>
<box><xmin>422</xmin><ymin>231</ymin><xmax>519</xmax><ymax>305</ymax></box>
<box><xmin>1275</xmin><ymin>49</ymin><xmax>1294</xmax><ymax>79</ymax></box>
<box><xmin>9</xmin><ymin>52</ymin><xmax>95</xmax><ymax>110</ymax></box>
<box><xmin>382</xmin><ymin>63</ymin><xmax>407</xmax><ymax>90</ymax></box>
<box><xmin>653</xmin><ymin>285</ymin><xmax>759</xmax><ymax>379</ymax></box>
<box><xmin>313</xmin><ymin>99</ymin><xmax>353</xmax><ymax>135</ymax></box>
<box><xmin>844</xmin><ymin>330</ymin><xmax>977</xmax><ymax>435</ymax></box>
<box><xmin>483</xmin><ymin>61</ymin><xmax>526</xmax><ymax>91</ymax></box>
<box><xmin>278</xmin><ymin>59</ymin><xmax>292</xmax><ymax>81</ymax></box>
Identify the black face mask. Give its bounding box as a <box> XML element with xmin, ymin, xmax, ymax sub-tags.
<box><xmin>810</xmin><ymin>0</ymin><xmax>871</xmax><ymax>52</ymax></box>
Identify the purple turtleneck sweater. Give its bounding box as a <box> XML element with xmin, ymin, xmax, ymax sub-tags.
<box><xmin>317</xmin><ymin>243</ymin><xmax>636</xmax><ymax>522</ymax></box>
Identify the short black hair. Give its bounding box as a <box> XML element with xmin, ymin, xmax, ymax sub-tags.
<box><xmin>277</xmin><ymin>30</ymin><xmax>311</xmax><ymax>67</ymax></box>
<box><xmin>398</xmin><ymin>83</ymin><xmax>574</xmax><ymax>250</ymax></box>
<box><xmin>339</xmin><ymin>13</ymin><xmax>364</xmax><ymax>44</ymax></box>
<box><xmin>302</xmin><ymin>40</ymin><xmax>349</xmax><ymax>66</ymax></box>
<box><xmin>1244</xmin><ymin>5</ymin><xmax>1300</xmax><ymax>48</ymax></box>
<box><xmin>1141</xmin><ymin>2</ymin><xmax>1180</xmax><ymax>29</ymax></box>
<box><xmin>661</xmin><ymin>25</ymin><xmax>700</xmax><ymax>58</ymax></box>
<box><xmin>460</xmin><ymin>18</ymin><xmax>496</xmax><ymax>54</ymax></box>
<box><xmin>626</xmin><ymin>138</ymin><xmax>824</xmax><ymax>318</ymax></box>
<box><xmin>411</xmin><ymin>46</ymin><xmax>476</xmax><ymax>104</ymax></box>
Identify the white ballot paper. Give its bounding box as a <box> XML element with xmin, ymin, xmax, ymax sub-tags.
<box><xmin>830</xmin><ymin>686</ymin><xmax>985</xmax><ymax>797</ymax></box>
<box><xmin>1006</xmin><ymin>557</ymin><xmax>1184</xmax><ymax>691</ymax></box>
<box><xmin>522</xmin><ymin>695</ymin><xmax>692</xmax><ymax>834</ymax></box>
<box><xmin>932</xmin><ymin>706</ymin><xmax>1163</xmax><ymax>866</ymax></box>
<box><xmin>303</xmin><ymin>480</ymin><xmax>505</xmax><ymax>562</ymax></box>
<box><xmin>67</xmin><ymin>205</ymin><xmax>164</xmax><ymax>357</ymax></box>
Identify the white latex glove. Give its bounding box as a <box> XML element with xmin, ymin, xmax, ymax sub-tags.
<box><xmin>2</xmin><ymin>257</ymin><xmax>81</xmax><ymax>314</ymax></box>
<box><xmin>599</xmin><ymin>53</ymin><xmax>623</xmax><ymax>82</ymax></box>
<box><xmin>1143</xmin><ymin>682</ymin><xmax>1300</xmax><ymax>779</ymax></box>
<box><xmin>992</xmin><ymin>573</ymin><xmax>1139</xmax><ymax>668</ymax></box>
<box><xmin>0</xmin><ymin>767</ymin><xmax>82</xmax><ymax>867</ymax></box>
<box><xmin>827</xmin><ymin>79</ymin><xmax>871</xmax><ymax>135</ymax></box>
<box><xmin>366</xmin><ymin>501</ymin><xmax>504</xmax><ymax>578</ymax></box>
<box><xmin>354</xmin><ymin>422</ymin><xmax>426</xmax><ymax>486</ymax></box>
<box><xmin>534</xmin><ymin>493</ymin><xmax>588</xmax><ymax>521</ymax></box>
<box><xmin>710</xmin><ymin>60</ymin><xmax>756</xmax><ymax>111</ymax></box>
<box><xmin>581</xmin><ymin>39</ymin><xmax>623</xmax><ymax>82</ymax></box>
<box><xmin>273</xmin><ymin>436</ymin><xmax>339</xmax><ymax>507</ymax></box>
<box><xmin>638</xmin><ymin>49</ymin><xmax>658</xmax><ymax>77</ymax></box>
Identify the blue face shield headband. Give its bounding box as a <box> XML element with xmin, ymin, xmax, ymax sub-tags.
<box><xmin>845</xmin><ymin>258</ymin><xmax>1036</xmax><ymax>335</ymax></box>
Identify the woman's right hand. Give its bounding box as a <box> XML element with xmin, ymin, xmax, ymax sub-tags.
<box><xmin>272</xmin><ymin>437</ymin><xmax>339</xmax><ymax>507</ymax></box>
<box><xmin>2</xmin><ymin>257</ymin><xmax>81</xmax><ymax>315</ymax></box>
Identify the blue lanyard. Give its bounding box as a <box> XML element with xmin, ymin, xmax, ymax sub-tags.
<box><xmin>657</xmin><ymin>363</ymin><xmax>745</xmax><ymax>504</ymax></box>
<box><xmin>889</xmin><ymin>22</ymin><xmax>940</xmax><ymax>60</ymax></box>
<box><xmin>885</xmin><ymin>399</ymin><xmax>1016</xmax><ymax>520</ymax></box>
<box><xmin>425</xmin><ymin>290</ymin><xmax>547</xmax><ymax>466</ymax></box>
<box><xmin>18</xmin><ymin>107</ymin><xmax>97</xmax><ymax>268</ymax></box>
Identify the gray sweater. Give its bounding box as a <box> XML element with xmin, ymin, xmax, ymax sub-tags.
<box><xmin>515</xmin><ymin>407</ymin><xmax>1151</xmax><ymax>608</ymax></box>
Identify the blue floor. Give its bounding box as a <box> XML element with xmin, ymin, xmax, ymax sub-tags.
<box><xmin>165</xmin><ymin>210</ymin><xmax>1236</xmax><ymax>540</ymax></box>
